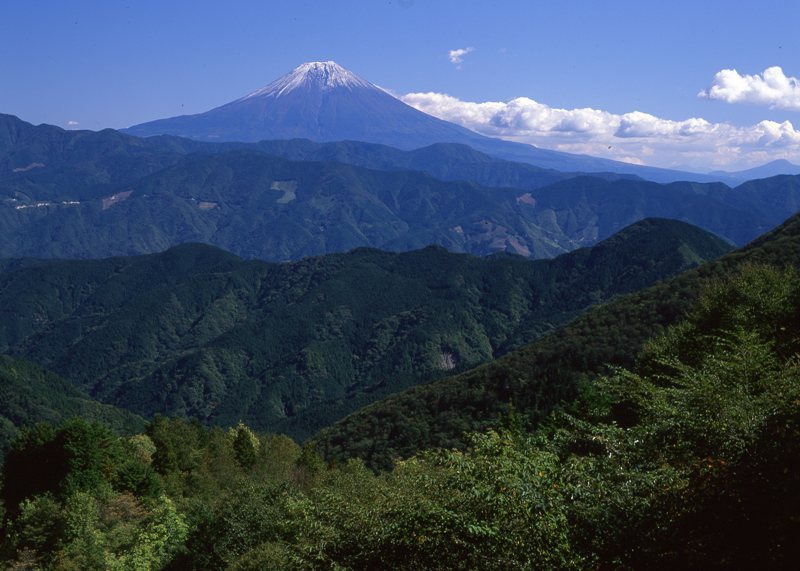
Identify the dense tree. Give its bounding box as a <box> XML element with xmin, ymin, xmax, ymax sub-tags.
<box><xmin>315</xmin><ymin>210</ymin><xmax>800</xmax><ymax>469</ymax></box>
<box><xmin>0</xmin><ymin>218</ymin><xmax>725</xmax><ymax>444</ymax></box>
<box><xmin>2</xmin><ymin>221</ymin><xmax>800</xmax><ymax>568</ymax></box>
<box><xmin>2</xmin><ymin>420</ymin><xmax>123</xmax><ymax>513</ymax></box>
<box><xmin>281</xmin><ymin>265</ymin><xmax>800</xmax><ymax>568</ymax></box>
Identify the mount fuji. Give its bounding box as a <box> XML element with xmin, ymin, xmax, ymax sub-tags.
<box><xmin>125</xmin><ymin>61</ymin><xmax>487</xmax><ymax>150</ymax></box>
<box><xmin>124</xmin><ymin>61</ymin><xmax>714</xmax><ymax>182</ymax></box>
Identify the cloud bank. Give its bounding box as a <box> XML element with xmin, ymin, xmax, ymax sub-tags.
<box><xmin>699</xmin><ymin>66</ymin><xmax>800</xmax><ymax>111</ymax></box>
<box><xmin>400</xmin><ymin>91</ymin><xmax>800</xmax><ymax>170</ymax></box>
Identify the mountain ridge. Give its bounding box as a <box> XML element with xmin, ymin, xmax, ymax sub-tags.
<box><xmin>710</xmin><ymin>158</ymin><xmax>800</xmax><ymax>183</ymax></box>
<box><xmin>313</xmin><ymin>210</ymin><xmax>800</xmax><ymax>468</ymax></box>
<box><xmin>5</xmin><ymin>113</ymin><xmax>800</xmax><ymax>262</ymax></box>
<box><xmin>0</xmin><ymin>218</ymin><xmax>729</xmax><ymax>440</ymax></box>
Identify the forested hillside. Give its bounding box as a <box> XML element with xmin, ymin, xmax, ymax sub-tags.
<box><xmin>4</xmin><ymin>5</ymin><xmax>799</xmax><ymax>567</ymax></box>
<box><xmin>1</xmin><ymin>264</ymin><xmax>797</xmax><ymax>568</ymax></box>
<box><xmin>4</xmin><ymin>114</ymin><xmax>800</xmax><ymax>261</ymax></box>
<box><xmin>0</xmin><ymin>356</ymin><xmax>143</xmax><ymax>454</ymax></box>
<box><xmin>315</xmin><ymin>211</ymin><xmax>800</xmax><ymax>468</ymax></box>
<box><xmin>0</xmin><ymin>218</ymin><xmax>727</xmax><ymax>440</ymax></box>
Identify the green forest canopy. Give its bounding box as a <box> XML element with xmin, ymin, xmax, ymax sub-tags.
<box><xmin>1</xmin><ymin>264</ymin><xmax>797</xmax><ymax>568</ymax></box>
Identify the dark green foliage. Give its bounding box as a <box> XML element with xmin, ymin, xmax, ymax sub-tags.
<box><xmin>0</xmin><ymin>416</ymin><xmax>292</xmax><ymax>569</ymax></box>
<box><xmin>186</xmin><ymin>483</ymin><xmax>296</xmax><ymax>569</ymax></box>
<box><xmin>139</xmin><ymin>419</ymin><xmax>311</xmax><ymax>569</ymax></box>
<box><xmin>0</xmin><ymin>355</ymin><xmax>143</xmax><ymax>458</ymax></box>
<box><xmin>279</xmin><ymin>265</ymin><xmax>800</xmax><ymax>568</ymax></box>
<box><xmin>147</xmin><ymin>416</ymin><xmax>207</xmax><ymax>477</ymax></box>
<box><xmin>1</xmin><ymin>419</ymin><xmax>123</xmax><ymax>512</ymax></box>
<box><xmin>0</xmin><ymin>220</ymin><xmax>727</xmax><ymax>440</ymax></box>
<box><xmin>3</xmin><ymin>266</ymin><xmax>799</xmax><ymax>569</ymax></box>
<box><xmin>556</xmin><ymin>265</ymin><xmax>800</xmax><ymax>567</ymax></box>
<box><xmin>1</xmin><ymin>424</ymin><xmax>60</xmax><ymax>513</ymax></box>
<box><xmin>3</xmin><ymin>111</ymin><xmax>800</xmax><ymax>566</ymax></box>
<box><xmin>314</xmin><ymin>211</ymin><xmax>800</xmax><ymax>469</ymax></box>
<box><xmin>115</xmin><ymin>435</ymin><xmax>162</xmax><ymax>498</ymax></box>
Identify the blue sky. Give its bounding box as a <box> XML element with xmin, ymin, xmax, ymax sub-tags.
<box><xmin>2</xmin><ymin>0</ymin><xmax>799</xmax><ymax>170</ymax></box>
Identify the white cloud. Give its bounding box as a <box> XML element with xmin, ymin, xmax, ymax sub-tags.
<box><xmin>448</xmin><ymin>47</ymin><xmax>474</xmax><ymax>67</ymax></box>
<box><xmin>400</xmin><ymin>92</ymin><xmax>800</xmax><ymax>170</ymax></box>
<box><xmin>66</xmin><ymin>120</ymin><xmax>79</xmax><ymax>127</ymax></box>
<box><xmin>699</xmin><ymin>66</ymin><xmax>800</xmax><ymax>111</ymax></box>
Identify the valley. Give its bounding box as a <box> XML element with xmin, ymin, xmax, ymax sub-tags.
<box><xmin>0</xmin><ymin>217</ymin><xmax>728</xmax><ymax>443</ymax></box>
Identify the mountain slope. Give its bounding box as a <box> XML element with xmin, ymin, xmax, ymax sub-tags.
<box><xmin>0</xmin><ymin>355</ymin><xmax>145</xmax><ymax>454</ymax></box>
<box><xmin>710</xmin><ymin>158</ymin><xmax>800</xmax><ymax>185</ymax></box>
<box><xmin>0</xmin><ymin>113</ymin><xmax>627</xmax><ymax>200</ymax></box>
<box><xmin>313</xmin><ymin>211</ymin><xmax>800</xmax><ymax>468</ymax></box>
<box><xmin>126</xmin><ymin>61</ymin><xmax>493</xmax><ymax>153</ymax></box>
<box><xmin>243</xmin><ymin>139</ymin><xmax>634</xmax><ymax>189</ymax></box>
<box><xmin>528</xmin><ymin>176</ymin><xmax>776</xmax><ymax>246</ymax></box>
<box><xmin>3</xmin><ymin>136</ymin><xmax>795</xmax><ymax>261</ymax></box>
<box><xmin>0</xmin><ymin>149</ymin><xmax>584</xmax><ymax>260</ymax></box>
<box><xmin>0</xmin><ymin>115</ymin><xmax>191</xmax><ymax>202</ymax></box>
<box><xmin>0</xmin><ymin>219</ymin><xmax>729</xmax><ymax>440</ymax></box>
<box><xmin>123</xmin><ymin>61</ymin><xmax>717</xmax><ymax>183</ymax></box>
<box><xmin>5</xmin><ymin>113</ymin><xmax>800</xmax><ymax>261</ymax></box>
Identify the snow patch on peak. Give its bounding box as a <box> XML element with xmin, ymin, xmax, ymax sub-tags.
<box><xmin>241</xmin><ymin>61</ymin><xmax>377</xmax><ymax>99</ymax></box>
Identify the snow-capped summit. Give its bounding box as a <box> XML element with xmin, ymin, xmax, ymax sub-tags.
<box><xmin>242</xmin><ymin>61</ymin><xmax>377</xmax><ymax>99</ymax></box>
<box><xmin>124</xmin><ymin>60</ymin><xmax>486</xmax><ymax>148</ymax></box>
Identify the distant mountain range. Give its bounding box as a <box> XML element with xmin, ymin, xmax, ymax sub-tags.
<box><xmin>710</xmin><ymin>159</ymin><xmax>800</xmax><ymax>184</ymax></box>
<box><xmin>0</xmin><ymin>218</ymin><xmax>729</xmax><ymax>441</ymax></box>
<box><xmin>3</xmin><ymin>113</ymin><xmax>800</xmax><ymax>261</ymax></box>
<box><xmin>1</xmin><ymin>112</ymin><xmax>634</xmax><ymax>194</ymax></box>
<box><xmin>124</xmin><ymin>61</ymin><xmax>739</xmax><ymax>184</ymax></box>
